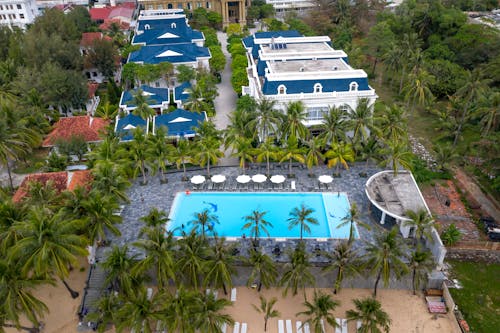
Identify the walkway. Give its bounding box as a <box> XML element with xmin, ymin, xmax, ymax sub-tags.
<box><xmin>213</xmin><ymin>31</ymin><xmax>238</xmax><ymax>166</ymax></box>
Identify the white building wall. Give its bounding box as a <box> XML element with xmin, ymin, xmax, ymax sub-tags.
<box><xmin>0</xmin><ymin>0</ymin><xmax>38</xmax><ymax>29</ymax></box>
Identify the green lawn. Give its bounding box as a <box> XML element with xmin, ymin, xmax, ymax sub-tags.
<box><xmin>448</xmin><ymin>260</ymin><xmax>500</xmax><ymax>333</ymax></box>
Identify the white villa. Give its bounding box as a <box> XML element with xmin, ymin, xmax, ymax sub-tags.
<box><xmin>266</xmin><ymin>0</ymin><xmax>317</xmax><ymax>17</ymax></box>
<box><xmin>242</xmin><ymin>31</ymin><xmax>378</xmax><ymax>127</ymax></box>
<box><xmin>0</xmin><ymin>0</ymin><xmax>38</xmax><ymax>29</ymax></box>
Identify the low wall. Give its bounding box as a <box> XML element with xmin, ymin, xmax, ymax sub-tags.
<box><xmin>446</xmin><ymin>247</ymin><xmax>500</xmax><ymax>263</ymax></box>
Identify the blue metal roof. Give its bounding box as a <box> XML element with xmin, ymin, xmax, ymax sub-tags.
<box><xmin>257</xmin><ymin>60</ymin><xmax>268</xmax><ymax>76</ymax></box>
<box><xmin>154</xmin><ymin>108</ymin><xmax>206</xmax><ymax>137</ymax></box>
<box><xmin>137</xmin><ymin>17</ymin><xmax>188</xmax><ymax>32</ymax></box>
<box><xmin>173</xmin><ymin>81</ymin><xmax>191</xmax><ymax>103</ymax></box>
<box><xmin>120</xmin><ymin>85</ymin><xmax>170</xmax><ymax>109</ymax></box>
<box><xmin>132</xmin><ymin>26</ymin><xmax>204</xmax><ymax>46</ymax></box>
<box><xmin>129</xmin><ymin>43</ymin><xmax>210</xmax><ymax>65</ymax></box>
<box><xmin>262</xmin><ymin>78</ymin><xmax>371</xmax><ymax>95</ymax></box>
<box><xmin>115</xmin><ymin>114</ymin><xmax>148</xmax><ymax>141</ymax></box>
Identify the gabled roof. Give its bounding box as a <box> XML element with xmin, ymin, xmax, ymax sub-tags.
<box><xmin>42</xmin><ymin>116</ymin><xmax>109</xmax><ymax>147</ymax></box>
<box><xmin>132</xmin><ymin>27</ymin><xmax>204</xmax><ymax>46</ymax></box>
<box><xmin>262</xmin><ymin>77</ymin><xmax>371</xmax><ymax>95</ymax></box>
<box><xmin>115</xmin><ymin>113</ymin><xmax>148</xmax><ymax>141</ymax></box>
<box><xmin>90</xmin><ymin>7</ymin><xmax>112</xmax><ymax>21</ymax></box>
<box><xmin>100</xmin><ymin>18</ymin><xmax>130</xmax><ymax>31</ymax></box>
<box><xmin>90</xmin><ymin>3</ymin><xmax>135</xmax><ymax>22</ymax></box>
<box><xmin>137</xmin><ymin>16</ymin><xmax>187</xmax><ymax>32</ymax></box>
<box><xmin>128</xmin><ymin>43</ymin><xmax>210</xmax><ymax>65</ymax></box>
<box><xmin>120</xmin><ymin>85</ymin><xmax>170</xmax><ymax>109</ymax></box>
<box><xmin>154</xmin><ymin>109</ymin><xmax>206</xmax><ymax>137</ymax></box>
<box><xmin>80</xmin><ymin>32</ymin><xmax>112</xmax><ymax>48</ymax></box>
<box><xmin>12</xmin><ymin>170</ymin><xmax>92</xmax><ymax>203</ymax></box>
<box><xmin>173</xmin><ymin>81</ymin><xmax>191</xmax><ymax>103</ymax></box>
<box><xmin>109</xmin><ymin>7</ymin><xmax>134</xmax><ymax>20</ymax></box>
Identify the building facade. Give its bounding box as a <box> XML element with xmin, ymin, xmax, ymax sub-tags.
<box><xmin>242</xmin><ymin>31</ymin><xmax>378</xmax><ymax>127</ymax></box>
<box><xmin>0</xmin><ymin>0</ymin><xmax>38</xmax><ymax>29</ymax></box>
<box><xmin>137</xmin><ymin>0</ymin><xmax>246</xmax><ymax>26</ymax></box>
<box><xmin>265</xmin><ymin>0</ymin><xmax>316</xmax><ymax>18</ymax></box>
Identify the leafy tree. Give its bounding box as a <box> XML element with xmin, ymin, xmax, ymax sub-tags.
<box><xmin>280</xmin><ymin>242</ymin><xmax>315</xmax><ymax>298</ymax></box>
<box><xmin>346</xmin><ymin>297</ymin><xmax>391</xmax><ymax>333</ymax></box>
<box><xmin>56</xmin><ymin>134</ymin><xmax>88</xmax><ymax>162</ymax></box>
<box><xmin>114</xmin><ymin>287</ymin><xmax>163</xmax><ymax>333</ymax></box>
<box><xmin>45</xmin><ymin>151</ymin><xmax>68</xmax><ymax>172</ymax></box>
<box><xmin>230</xmin><ymin>67</ymin><xmax>248</xmax><ymax>95</ymax></box>
<box><xmin>242</xmin><ymin>210</ymin><xmax>272</xmax><ymax>247</ymax></box>
<box><xmin>297</xmin><ymin>290</ymin><xmax>340</xmax><ymax>333</ymax></box>
<box><xmin>440</xmin><ymin>223</ymin><xmax>461</xmax><ymax>246</ymax></box>
<box><xmin>176</xmin><ymin>64</ymin><xmax>196</xmax><ymax>83</ymax></box>
<box><xmin>84</xmin><ymin>38</ymin><xmax>118</xmax><ymax>78</ymax></box>
<box><xmin>365</xmin><ymin>227</ymin><xmax>409</xmax><ymax>297</ymax></box>
<box><xmin>189</xmin><ymin>209</ymin><xmax>219</xmax><ymax>238</ymax></box>
<box><xmin>208</xmin><ymin>45</ymin><xmax>226</xmax><ymax>74</ymax></box>
<box><xmin>287</xmin><ymin>204</ymin><xmax>319</xmax><ymax>241</ymax></box>
<box><xmin>409</xmin><ymin>247</ymin><xmax>435</xmax><ymax>295</ymax></box>
<box><xmin>322</xmin><ymin>242</ymin><xmax>361</xmax><ymax>294</ymax></box>
<box><xmin>246</xmin><ymin>248</ymin><xmax>278</xmax><ymax>292</ymax></box>
<box><xmin>253</xmin><ymin>296</ymin><xmax>280</xmax><ymax>332</ymax></box>
<box><xmin>204</xmin><ymin>236</ymin><xmax>237</xmax><ymax>295</ymax></box>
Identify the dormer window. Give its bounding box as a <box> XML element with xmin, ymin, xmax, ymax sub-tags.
<box><xmin>314</xmin><ymin>83</ymin><xmax>322</xmax><ymax>93</ymax></box>
<box><xmin>171</xmin><ymin>23</ymin><xmax>176</xmax><ymax>29</ymax></box>
<box><xmin>278</xmin><ymin>85</ymin><xmax>286</xmax><ymax>95</ymax></box>
<box><xmin>349</xmin><ymin>82</ymin><xmax>358</xmax><ymax>91</ymax></box>
<box><xmin>144</xmin><ymin>24</ymin><xmax>150</xmax><ymax>30</ymax></box>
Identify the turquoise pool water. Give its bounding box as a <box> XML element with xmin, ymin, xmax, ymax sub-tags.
<box><xmin>167</xmin><ymin>192</ymin><xmax>353</xmax><ymax>239</ymax></box>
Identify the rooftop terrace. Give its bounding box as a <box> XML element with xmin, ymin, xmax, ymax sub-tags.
<box><xmin>268</xmin><ymin>58</ymin><xmax>350</xmax><ymax>73</ymax></box>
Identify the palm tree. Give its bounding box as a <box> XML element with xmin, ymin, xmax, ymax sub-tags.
<box><xmin>115</xmin><ymin>287</ymin><xmax>163</xmax><ymax>333</ymax></box>
<box><xmin>398</xmin><ymin>33</ymin><xmax>421</xmax><ymax>94</ymax></box>
<box><xmin>8</xmin><ymin>209</ymin><xmax>88</xmax><ymax>299</ymax></box>
<box><xmin>246</xmin><ymin>248</ymin><xmax>278</xmax><ymax>292</ymax></box>
<box><xmin>177</xmin><ymin>230</ymin><xmax>209</xmax><ymax>289</ymax></box>
<box><xmin>133</xmin><ymin>228</ymin><xmax>177</xmax><ymax>289</ymax></box>
<box><xmin>433</xmin><ymin>145</ymin><xmax>458</xmax><ymax>172</ymax></box>
<box><xmin>129</xmin><ymin>127</ymin><xmax>152</xmax><ymax>184</ymax></box>
<box><xmin>359</xmin><ymin>137</ymin><xmax>381</xmax><ymax>174</ymax></box>
<box><xmin>195</xmin><ymin>292</ymin><xmax>234</xmax><ymax>332</ymax></box>
<box><xmin>253</xmin><ymin>137</ymin><xmax>279</xmax><ymax>176</ymax></box>
<box><xmin>337</xmin><ymin>203</ymin><xmax>371</xmax><ymax>245</ymax></box>
<box><xmin>21</xmin><ymin>180</ymin><xmax>60</xmax><ymax>211</ymax></box>
<box><xmin>91</xmin><ymin>160</ymin><xmax>131</xmax><ymax>202</ymax></box>
<box><xmin>0</xmin><ymin>200</ymin><xmax>27</xmax><ymax>253</ymax></box>
<box><xmin>287</xmin><ymin>204</ymin><xmax>319</xmax><ymax>241</ymax></box>
<box><xmin>171</xmin><ymin>138</ymin><xmax>192</xmax><ymax>181</ymax></box>
<box><xmin>184</xmin><ymin>84</ymin><xmax>211</xmax><ymax>113</ymax></box>
<box><xmin>319</xmin><ymin>106</ymin><xmax>347</xmax><ymax>146</ymax></box>
<box><xmin>147</xmin><ymin>126</ymin><xmax>172</xmax><ymax>183</ymax></box>
<box><xmin>161</xmin><ymin>287</ymin><xmax>198</xmax><ymax>332</ymax></box>
<box><xmin>82</xmin><ymin>191</ymin><xmax>122</xmax><ymax>244</ymax></box>
<box><xmin>229</xmin><ymin>136</ymin><xmax>254</xmax><ymax>174</ymax></box>
<box><xmin>379</xmin><ymin>139</ymin><xmax>413</xmax><ymax>176</ymax></box>
<box><xmin>194</xmin><ymin>136</ymin><xmax>223</xmax><ymax>177</ymax></box>
<box><xmin>403</xmin><ymin>70</ymin><xmax>435</xmax><ymax>112</ymax></box>
<box><xmin>87</xmin><ymin>135</ymin><xmax>127</xmax><ymax>167</ymax></box>
<box><xmin>139</xmin><ymin>207</ymin><xmax>169</xmax><ymax>232</ymax></box>
<box><xmin>189</xmin><ymin>208</ymin><xmax>219</xmax><ymax>238</ymax></box>
<box><xmin>325</xmin><ymin>142</ymin><xmax>355</xmax><ymax>174</ymax></box>
<box><xmin>280</xmin><ymin>242</ymin><xmax>315</xmax><ymax>298</ymax></box>
<box><xmin>204</xmin><ymin>236</ymin><xmax>237</xmax><ymax>295</ymax></box>
<box><xmin>86</xmin><ymin>292</ymin><xmax>119</xmax><ymax>333</ymax></box>
<box><xmin>242</xmin><ymin>210</ymin><xmax>273</xmax><ymax>247</ymax></box>
<box><xmin>0</xmin><ymin>259</ymin><xmax>50</xmax><ymax>333</ymax></box>
<box><xmin>322</xmin><ymin>242</ymin><xmax>361</xmax><ymax>294</ymax></box>
<box><xmin>477</xmin><ymin>91</ymin><xmax>500</xmax><ymax>136</ymax></box>
<box><xmin>101</xmin><ymin>245</ymin><xmax>142</xmax><ymax>295</ymax></box>
<box><xmin>131</xmin><ymin>89</ymin><xmax>156</xmax><ymax>121</ymax></box>
<box><xmin>296</xmin><ymin>290</ymin><xmax>340</xmax><ymax>333</ymax></box>
<box><xmin>346</xmin><ymin>297</ymin><xmax>391</xmax><ymax>333</ymax></box>
<box><xmin>403</xmin><ymin>209</ymin><xmax>434</xmax><ymax>245</ymax></box>
<box><xmin>253</xmin><ymin>296</ymin><xmax>280</xmax><ymax>332</ymax></box>
<box><xmin>282</xmin><ymin>101</ymin><xmax>309</xmax><ymax>141</ymax></box>
<box><xmin>95</xmin><ymin>99</ymin><xmax>118</xmax><ymax>120</ymax></box>
<box><xmin>365</xmin><ymin>227</ymin><xmax>409</xmax><ymax>297</ymax></box>
<box><xmin>279</xmin><ymin>136</ymin><xmax>306</xmax><ymax>177</ymax></box>
<box><xmin>409</xmin><ymin>247</ymin><xmax>434</xmax><ymax>295</ymax></box>
<box><xmin>346</xmin><ymin>98</ymin><xmax>376</xmax><ymax>144</ymax></box>
<box><xmin>378</xmin><ymin>104</ymin><xmax>407</xmax><ymax>143</ymax></box>
<box><xmin>249</xmin><ymin>98</ymin><xmax>281</xmax><ymax>142</ymax></box>
<box><xmin>304</xmin><ymin>136</ymin><xmax>325</xmax><ymax>176</ymax></box>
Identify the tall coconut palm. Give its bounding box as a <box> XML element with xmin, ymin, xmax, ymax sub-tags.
<box><xmin>184</xmin><ymin>84</ymin><xmax>211</xmax><ymax>113</ymax></box>
<box><xmin>86</xmin><ymin>292</ymin><xmax>119</xmax><ymax>333</ymax></box>
<box><xmin>336</xmin><ymin>203</ymin><xmax>371</xmax><ymax>245</ymax></box>
<box><xmin>177</xmin><ymin>230</ymin><xmax>209</xmax><ymax>289</ymax></box>
<box><xmin>194</xmin><ymin>136</ymin><xmax>223</xmax><ymax>177</ymax></box>
<box><xmin>279</xmin><ymin>136</ymin><xmax>306</xmax><ymax>177</ymax></box>
<box><xmin>280</xmin><ymin>242</ymin><xmax>315</xmax><ymax>298</ymax></box>
<box><xmin>253</xmin><ymin>296</ymin><xmax>280</xmax><ymax>332</ymax></box>
<box><xmin>359</xmin><ymin>137</ymin><xmax>382</xmax><ymax>173</ymax></box>
<box><xmin>161</xmin><ymin>287</ymin><xmax>198</xmax><ymax>332</ymax></box>
<box><xmin>204</xmin><ymin>236</ymin><xmax>237</xmax><ymax>295</ymax></box>
<box><xmin>403</xmin><ymin>209</ymin><xmax>434</xmax><ymax>245</ymax></box>
<box><xmin>147</xmin><ymin>126</ymin><xmax>172</xmax><ymax>183</ymax></box>
<box><xmin>242</xmin><ymin>210</ymin><xmax>273</xmax><ymax>247</ymax></box>
<box><xmin>139</xmin><ymin>207</ymin><xmax>170</xmax><ymax>232</ymax></box>
<box><xmin>409</xmin><ymin>247</ymin><xmax>435</xmax><ymax>295</ymax></box>
<box><xmin>133</xmin><ymin>228</ymin><xmax>177</xmax><ymax>289</ymax></box>
<box><xmin>296</xmin><ymin>290</ymin><xmax>340</xmax><ymax>333</ymax></box>
<box><xmin>171</xmin><ymin>138</ymin><xmax>192</xmax><ymax>181</ymax></box>
<box><xmin>115</xmin><ymin>287</ymin><xmax>163</xmax><ymax>333</ymax></box>
<box><xmin>325</xmin><ymin>141</ymin><xmax>355</xmax><ymax>174</ymax></box>
<box><xmin>365</xmin><ymin>227</ymin><xmax>409</xmax><ymax>297</ymax></box>
<box><xmin>345</xmin><ymin>98</ymin><xmax>376</xmax><ymax>145</ymax></box>
<box><xmin>189</xmin><ymin>208</ymin><xmax>219</xmax><ymax>238</ymax></box>
<box><xmin>82</xmin><ymin>191</ymin><xmax>122</xmax><ymax>244</ymax></box>
<box><xmin>0</xmin><ymin>200</ymin><xmax>27</xmax><ymax>253</ymax></box>
<box><xmin>380</xmin><ymin>139</ymin><xmax>413</xmax><ymax>176</ymax></box>
<box><xmin>304</xmin><ymin>136</ymin><xmax>325</xmax><ymax>176</ymax></box>
<box><xmin>229</xmin><ymin>136</ymin><xmax>254</xmax><ymax>174</ymax></box>
<box><xmin>249</xmin><ymin>98</ymin><xmax>281</xmax><ymax>142</ymax></box>
<box><xmin>129</xmin><ymin>127</ymin><xmax>153</xmax><ymax>184</ymax></box>
<box><xmin>378</xmin><ymin>104</ymin><xmax>407</xmax><ymax>143</ymax></box>
<box><xmin>8</xmin><ymin>209</ymin><xmax>88</xmax><ymax>299</ymax></box>
<box><xmin>287</xmin><ymin>204</ymin><xmax>319</xmax><ymax>241</ymax></box>
<box><xmin>477</xmin><ymin>91</ymin><xmax>500</xmax><ymax>136</ymax></box>
<box><xmin>131</xmin><ymin>89</ymin><xmax>156</xmax><ymax>121</ymax></box>
<box><xmin>319</xmin><ymin>106</ymin><xmax>347</xmax><ymax>146</ymax></box>
<box><xmin>101</xmin><ymin>245</ymin><xmax>142</xmax><ymax>295</ymax></box>
<box><xmin>282</xmin><ymin>101</ymin><xmax>309</xmax><ymax>141</ymax></box>
<box><xmin>194</xmin><ymin>291</ymin><xmax>234</xmax><ymax>332</ymax></box>
<box><xmin>433</xmin><ymin>145</ymin><xmax>458</xmax><ymax>172</ymax></box>
<box><xmin>246</xmin><ymin>248</ymin><xmax>278</xmax><ymax>292</ymax></box>
<box><xmin>91</xmin><ymin>160</ymin><xmax>131</xmax><ymax>202</ymax></box>
<box><xmin>0</xmin><ymin>259</ymin><xmax>50</xmax><ymax>333</ymax></box>
<box><xmin>87</xmin><ymin>135</ymin><xmax>126</xmax><ymax>167</ymax></box>
<box><xmin>95</xmin><ymin>99</ymin><xmax>118</xmax><ymax>120</ymax></box>
<box><xmin>253</xmin><ymin>137</ymin><xmax>279</xmax><ymax>176</ymax></box>
<box><xmin>346</xmin><ymin>297</ymin><xmax>391</xmax><ymax>333</ymax></box>
<box><xmin>403</xmin><ymin>70</ymin><xmax>435</xmax><ymax>112</ymax></box>
<box><xmin>322</xmin><ymin>242</ymin><xmax>361</xmax><ymax>294</ymax></box>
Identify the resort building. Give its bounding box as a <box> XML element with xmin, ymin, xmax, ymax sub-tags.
<box><xmin>42</xmin><ymin>115</ymin><xmax>110</xmax><ymax>147</ymax></box>
<box><xmin>153</xmin><ymin>108</ymin><xmax>207</xmax><ymax>138</ymax></box>
<box><xmin>242</xmin><ymin>31</ymin><xmax>378</xmax><ymax>127</ymax></box>
<box><xmin>173</xmin><ymin>81</ymin><xmax>192</xmax><ymax>108</ymax></box>
<box><xmin>115</xmin><ymin>113</ymin><xmax>149</xmax><ymax>141</ymax></box>
<box><xmin>119</xmin><ymin>85</ymin><xmax>171</xmax><ymax>114</ymax></box>
<box><xmin>266</xmin><ymin>0</ymin><xmax>316</xmax><ymax>18</ymax></box>
<box><xmin>136</xmin><ymin>0</ymin><xmax>246</xmax><ymax>27</ymax></box>
<box><xmin>0</xmin><ymin>0</ymin><xmax>38</xmax><ymax>29</ymax></box>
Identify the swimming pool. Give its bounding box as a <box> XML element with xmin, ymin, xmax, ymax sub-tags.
<box><xmin>167</xmin><ymin>192</ymin><xmax>354</xmax><ymax>239</ymax></box>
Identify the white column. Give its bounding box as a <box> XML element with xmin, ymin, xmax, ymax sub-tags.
<box><xmin>380</xmin><ymin>211</ymin><xmax>386</xmax><ymax>225</ymax></box>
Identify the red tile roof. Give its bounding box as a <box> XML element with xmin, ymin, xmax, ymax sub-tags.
<box><xmin>89</xmin><ymin>7</ymin><xmax>112</xmax><ymax>21</ymax></box>
<box><xmin>42</xmin><ymin>116</ymin><xmax>110</xmax><ymax>147</ymax></box>
<box><xmin>68</xmin><ymin>170</ymin><xmax>93</xmax><ymax>191</ymax></box>
<box><xmin>90</xmin><ymin>3</ymin><xmax>135</xmax><ymax>21</ymax></box>
<box><xmin>80</xmin><ymin>32</ymin><xmax>112</xmax><ymax>47</ymax></box>
<box><xmin>13</xmin><ymin>172</ymin><xmax>68</xmax><ymax>203</ymax></box>
<box><xmin>99</xmin><ymin>18</ymin><xmax>130</xmax><ymax>31</ymax></box>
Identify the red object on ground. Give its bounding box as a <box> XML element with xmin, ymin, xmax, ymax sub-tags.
<box><xmin>185</xmin><ymin>190</ymin><xmax>191</xmax><ymax>195</ymax></box>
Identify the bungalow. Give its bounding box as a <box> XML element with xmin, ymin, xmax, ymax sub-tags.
<box><xmin>42</xmin><ymin>116</ymin><xmax>110</xmax><ymax>147</ymax></box>
<box><xmin>119</xmin><ymin>85</ymin><xmax>170</xmax><ymax>114</ymax></box>
<box><xmin>172</xmin><ymin>81</ymin><xmax>191</xmax><ymax>108</ymax></box>
<box><xmin>153</xmin><ymin>108</ymin><xmax>206</xmax><ymax>138</ymax></box>
<box><xmin>114</xmin><ymin>113</ymin><xmax>149</xmax><ymax>141</ymax></box>
<box><xmin>89</xmin><ymin>2</ymin><xmax>134</xmax><ymax>28</ymax></box>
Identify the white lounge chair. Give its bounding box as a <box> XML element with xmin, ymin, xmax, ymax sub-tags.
<box><xmin>341</xmin><ymin>319</ymin><xmax>348</xmax><ymax>333</ymax></box>
<box><xmin>241</xmin><ymin>323</ymin><xmax>247</xmax><ymax>333</ymax></box>
<box><xmin>291</xmin><ymin>180</ymin><xmax>296</xmax><ymax>190</ymax></box>
<box><xmin>278</xmin><ymin>320</ymin><xmax>285</xmax><ymax>333</ymax></box>
<box><xmin>286</xmin><ymin>319</ymin><xmax>293</xmax><ymax>333</ymax></box>
<box><xmin>335</xmin><ymin>318</ymin><xmax>342</xmax><ymax>333</ymax></box>
<box><xmin>146</xmin><ymin>287</ymin><xmax>153</xmax><ymax>300</ymax></box>
<box><xmin>357</xmin><ymin>320</ymin><xmax>362</xmax><ymax>331</ymax></box>
<box><xmin>233</xmin><ymin>321</ymin><xmax>240</xmax><ymax>333</ymax></box>
<box><xmin>296</xmin><ymin>321</ymin><xmax>303</xmax><ymax>333</ymax></box>
<box><xmin>304</xmin><ymin>322</ymin><xmax>311</xmax><ymax>333</ymax></box>
<box><xmin>221</xmin><ymin>323</ymin><xmax>227</xmax><ymax>333</ymax></box>
<box><xmin>230</xmin><ymin>288</ymin><xmax>237</xmax><ymax>302</ymax></box>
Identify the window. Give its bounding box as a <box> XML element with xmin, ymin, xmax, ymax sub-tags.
<box><xmin>178</xmin><ymin>4</ymin><xmax>183</xmax><ymax>9</ymax></box>
<box><xmin>187</xmin><ymin>3</ymin><xmax>192</xmax><ymax>9</ymax></box>
<box><xmin>349</xmin><ymin>81</ymin><xmax>358</xmax><ymax>91</ymax></box>
<box><xmin>155</xmin><ymin>81</ymin><xmax>160</xmax><ymax>87</ymax></box>
<box><xmin>19</xmin><ymin>14</ymin><xmax>24</xmax><ymax>19</ymax></box>
<box><xmin>197</xmin><ymin>2</ymin><xmax>202</xmax><ymax>8</ymax></box>
<box><xmin>277</xmin><ymin>85</ymin><xmax>286</xmax><ymax>95</ymax></box>
<box><xmin>92</xmin><ymin>72</ymin><xmax>98</xmax><ymax>77</ymax></box>
<box><xmin>171</xmin><ymin>22</ymin><xmax>176</xmax><ymax>28</ymax></box>
<box><xmin>17</xmin><ymin>4</ymin><xmax>22</xmax><ymax>9</ymax></box>
<box><xmin>144</xmin><ymin>24</ymin><xmax>150</xmax><ymax>30</ymax></box>
<box><xmin>167</xmin><ymin>4</ymin><xmax>173</xmax><ymax>9</ymax></box>
<box><xmin>157</xmin><ymin>4</ymin><xmax>163</xmax><ymax>9</ymax></box>
<box><xmin>206</xmin><ymin>2</ymin><xmax>211</xmax><ymax>8</ymax></box>
<box><xmin>313</xmin><ymin>83</ymin><xmax>322</xmax><ymax>93</ymax></box>
<box><xmin>306</xmin><ymin>107</ymin><xmax>329</xmax><ymax>121</ymax></box>
<box><xmin>0</xmin><ymin>5</ymin><xmax>3</xmax><ymax>10</ymax></box>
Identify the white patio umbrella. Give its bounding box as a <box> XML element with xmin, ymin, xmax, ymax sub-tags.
<box><xmin>211</xmin><ymin>174</ymin><xmax>226</xmax><ymax>183</ymax></box>
<box><xmin>318</xmin><ymin>175</ymin><xmax>334</xmax><ymax>184</ymax></box>
<box><xmin>190</xmin><ymin>175</ymin><xmax>206</xmax><ymax>184</ymax></box>
<box><xmin>270</xmin><ymin>175</ymin><xmax>286</xmax><ymax>184</ymax></box>
<box><xmin>252</xmin><ymin>174</ymin><xmax>267</xmax><ymax>183</ymax></box>
<box><xmin>236</xmin><ymin>175</ymin><xmax>251</xmax><ymax>184</ymax></box>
